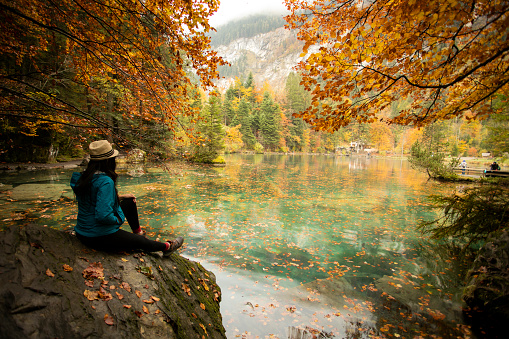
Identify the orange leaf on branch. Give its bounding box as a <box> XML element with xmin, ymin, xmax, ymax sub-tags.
<box><xmin>284</xmin><ymin>0</ymin><xmax>509</xmax><ymax>130</ymax></box>
<box><xmin>0</xmin><ymin>0</ymin><xmax>227</xmax><ymax>150</ymax></box>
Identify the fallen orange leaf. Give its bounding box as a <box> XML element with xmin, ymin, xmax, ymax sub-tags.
<box><xmin>104</xmin><ymin>314</ymin><xmax>114</xmax><ymax>326</ymax></box>
<box><xmin>82</xmin><ymin>262</ymin><xmax>104</xmax><ymax>280</ymax></box>
<box><xmin>84</xmin><ymin>290</ymin><xmax>99</xmax><ymax>301</ymax></box>
<box><xmin>120</xmin><ymin>282</ymin><xmax>131</xmax><ymax>292</ymax></box>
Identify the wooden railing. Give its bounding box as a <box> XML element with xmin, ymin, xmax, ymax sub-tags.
<box><xmin>452</xmin><ymin>168</ymin><xmax>509</xmax><ymax>177</ymax></box>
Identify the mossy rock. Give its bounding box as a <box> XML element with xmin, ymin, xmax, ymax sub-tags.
<box><xmin>0</xmin><ymin>224</ymin><xmax>226</xmax><ymax>339</ymax></box>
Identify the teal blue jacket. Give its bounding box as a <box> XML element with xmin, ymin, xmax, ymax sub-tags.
<box><xmin>70</xmin><ymin>172</ymin><xmax>125</xmax><ymax>237</ymax></box>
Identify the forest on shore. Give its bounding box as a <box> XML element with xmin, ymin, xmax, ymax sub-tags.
<box><xmin>1</xmin><ymin>68</ymin><xmax>508</xmax><ymax>165</ymax></box>
<box><xmin>0</xmin><ymin>6</ymin><xmax>508</xmax><ymax>165</ymax></box>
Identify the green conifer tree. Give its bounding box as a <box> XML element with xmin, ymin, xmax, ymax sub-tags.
<box><xmin>259</xmin><ymin>92</ymin><xmax>280</xmax><ymax>151</ymax></box>
<box><xmin>238</xmin><ymin>98</ymin><xmax>256</xmax><ymax>148</ymax></box>
<box><xmin>251</xmin><ymin>107</ymin><xmax>262</xmax><ymax>139</ymax></box>
<box><xmin>222</xmin><ymin>96</ymin><xmax>236</xmax><ymax>126</ymax></box>
<box><xmin>285</xmin><ymin>72</ymin><xmax>310</xmax><ymax>151</ymax></box>
<box><xmin>192</xmin><ymin>93</ymin><xmax>225</xmax><ymax>163</ymax></box>
<box><xmin>244</xmin><ymin>72</ymin><xmax>256</xmax><ymax>104</ymax></box>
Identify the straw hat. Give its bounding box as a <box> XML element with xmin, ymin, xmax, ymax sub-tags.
<box><xmin>89</xmin><ymin>140</ymin><xmax>119</xmax><ymax>161</ymax></box>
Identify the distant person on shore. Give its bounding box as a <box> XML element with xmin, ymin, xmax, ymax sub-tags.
<box><xmin>70</xmin><ymin>140</ymin><xmax>183</xmax><ymax>256</ymax></box>
<box><xmin>490</xmin><ymin>161</ymin><xmax>501</xmax><ymax>171</ymax></box>
<box><xmin>460</xmin><ymin>160</ymin><xmax>467</xmax><ymax>174</ymax></box>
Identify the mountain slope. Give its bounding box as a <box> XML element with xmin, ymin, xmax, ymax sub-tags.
<box><xmin>211</xmin><ymin>18</ymin><xmax>317</xmax><ymax>91</ymax></box>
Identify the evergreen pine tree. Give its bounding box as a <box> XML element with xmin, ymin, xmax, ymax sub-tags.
<box><xmin>238</xmin><ymin>98</ymin><xmax>256</xmax><ymax>148</ymax></box>
<box><xmin>244</xmin><ymin>72</ymin><xmax>256</xmax><ymax>104</ymax></box>
<box><xmin>244</xmin><ymin>72</ymin><xmax>254</xmax><ymax>89</ymax></box>
<box><xmin>251</xmin><ymin>107</ymin><xmax>262</xmax><ymax>139</ymax></box>
<box><xmin>222</xmin><ymin>95</ymin><xmax>236</xmax><ymax>126</ymax></box>
<box><xmin>285</xmin><ymin>72</ymin><xmax>310</xmax><ymax>151</ymax></box>
<box><xmin>192</xmin><ymin>93</ymin><xmax>225</xmax><ymax>163</ymax></box>
<box><xmin>259</xmin><ymin>92</ymin><xmax>280</xmax><ymax>151</ymax></box>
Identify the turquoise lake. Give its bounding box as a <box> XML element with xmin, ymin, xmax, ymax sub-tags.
<box><xmin>0</xmin><ymin>154</ymin><xmax>475</xmax><ymax>338</ymax></box>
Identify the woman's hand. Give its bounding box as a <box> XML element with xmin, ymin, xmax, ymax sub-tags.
<box><xmin>119</xmin><ymin>193</ymin><xmax>136</xmax><ymax>203</ymax></box>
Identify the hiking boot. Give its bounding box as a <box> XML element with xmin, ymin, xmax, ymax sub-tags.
<box><xmin>163</xmin><ymin>237</ymin><xmax>184</xmax><ymax>257</ymax></box>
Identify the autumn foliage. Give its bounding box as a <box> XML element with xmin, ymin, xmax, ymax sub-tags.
<box><xmin>0</xmin><ymin>0</ymin><xmax>226</xmax><ymax>142</ymax></box>
<box><xmin>284</xmin><ymin>0</ymin><xmax>509</xmax><ymax>131</ymax></box>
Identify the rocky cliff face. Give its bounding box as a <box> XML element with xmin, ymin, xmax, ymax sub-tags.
<box><xmin>0</xmin><ymin>224</ymin><xmax>225</xmax><ymax>339</ymax></box>
<box><xmin>214</xmin><ymin>27</ymin><xmax>318</xmax><ymax>90</ymax></box>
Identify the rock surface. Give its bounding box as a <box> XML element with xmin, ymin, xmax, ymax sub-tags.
<box><xmin>0</xmin><ymin>224</ymin><xmax>225</xmax><ymax>339</ymax></box>
<box><xmin>214</xmin><ymin>27</ymin><xmax>319</xmax><ymax>90</ymax></box>
<box><xmin>463</xmin><ymin>229</ymin><xmax>509</xmax><ymax>337</ymax></box>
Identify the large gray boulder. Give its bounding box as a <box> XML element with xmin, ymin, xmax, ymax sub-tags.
<box><xmin>0</xmin><ymin>224</ymin><xmax>225</xmax><ymax>339</ymax></box>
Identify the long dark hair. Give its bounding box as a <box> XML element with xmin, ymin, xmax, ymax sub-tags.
<box><xmin>75</xmin><ymin>157</ymin><xmax>118</xmax><ymax>196</ymax></box>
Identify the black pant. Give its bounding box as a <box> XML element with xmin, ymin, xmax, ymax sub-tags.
<box><xmin>120</xmin><ymin>197</ymin><xmax>140</xmax><ymax>232</ymax></box>
<box><xmin>76</xmin><ymin>197</ymin><xmax>166</xmax><ymax>253</ymax></box>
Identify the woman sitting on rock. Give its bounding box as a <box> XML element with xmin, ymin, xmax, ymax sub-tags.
<box><xmin>70</xmin><ymin>140</ymin><xmax>183</xmax><ymax>256</ymax></box>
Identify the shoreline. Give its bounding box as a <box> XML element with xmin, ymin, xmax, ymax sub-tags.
<box><xmin>0</xmin><ymin>154</ymin><xmax>502</xmax><ymax>172</ymax></box>
<box><xmin>0</xmin><ymin>159</ymin><xmax>83</xmax><ymax>171</ymax></box>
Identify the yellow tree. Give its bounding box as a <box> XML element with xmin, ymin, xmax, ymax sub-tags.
<box><xmin>369</xmin><ymin>121</ymin><xmax>394</xmax><ymax>151</ymax></box>
<box><xmin>224</xmin><ymin>125</ymin><xmax>244</xmax><ymax>153</ymax></box>
<box><xmin>0</xmin><ymin>0</ymin><xmax>226</xmax><ymax>143</ymax></box>
<box><xmin>284</xmin><ymin>0</ymin><xmax>509</xmax><ymax>131</ymax></box>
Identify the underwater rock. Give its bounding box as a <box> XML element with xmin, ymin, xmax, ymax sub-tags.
<box><xmin>463</xmin><ymin>229</ymin><xmax>509</xmax><ymax>337</ymax></box>
<box><xmin>0</xmin><ymin>224</ymin><xmax>225</xmax><ymax>339</ymax></box>
<box><xmin>0</xmin><ymin>183</ymin><xmax>14</xmax><ymax>191</ymax></box>
<box><xmin>9</xmin><ymin>183</ymin><xmax>70</xmax><ymax>201</ymax></box>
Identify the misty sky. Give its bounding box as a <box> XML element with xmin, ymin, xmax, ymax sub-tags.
<box><xmin>209</xmin><ymin>0</ymin><xmax>288</xmax><ymax>27</ymax></box>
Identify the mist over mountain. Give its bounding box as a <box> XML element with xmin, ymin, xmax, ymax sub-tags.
<box><xmin>209</xmin><ymin>14</ymin><xmax>286</xmax><ymax>47</ymax></box>
<box><xmin>210</xmin><ymin>15</ymin><xmax>317</xmax><ymax>91</ymax></box>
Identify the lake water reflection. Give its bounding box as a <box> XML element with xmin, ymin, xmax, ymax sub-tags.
<box><xmin>0</xmin><ymin>154</ymin><xmax>474</xmax><ymax>338</ymax></box>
